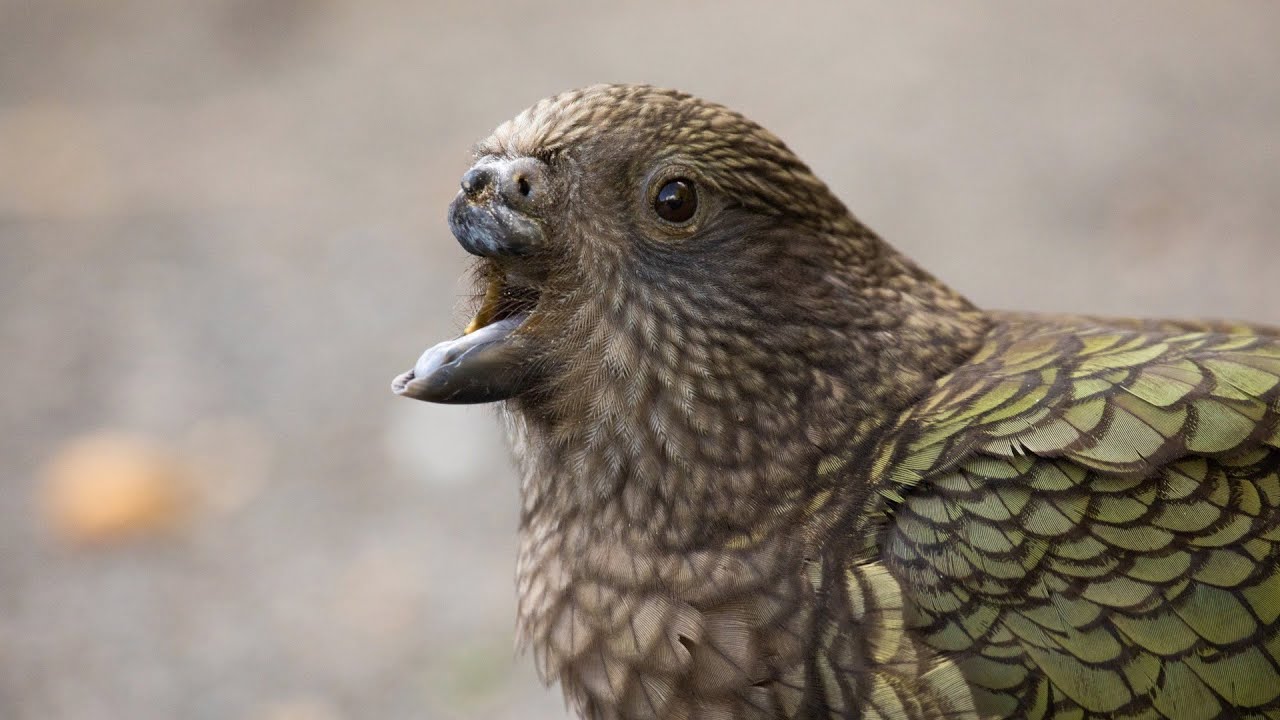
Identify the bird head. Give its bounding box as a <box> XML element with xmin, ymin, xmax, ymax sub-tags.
<box><xmin>393</xmin><ymin>84</ymin><xmax>979</xmax><ymax>454</ymax></box>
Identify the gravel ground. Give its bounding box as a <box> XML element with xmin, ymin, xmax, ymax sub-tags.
<box><xmin>1</xmin><ymin>2</ymin><xmax>1278</xmax><ymax>718</ymax></box>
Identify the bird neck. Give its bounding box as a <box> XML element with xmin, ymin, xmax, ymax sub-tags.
<box><xmin>505</xmin><ymin>229</ymin><xmax>990</xmax><ymax>548</ymax></box>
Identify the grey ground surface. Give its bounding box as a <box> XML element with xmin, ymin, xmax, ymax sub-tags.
<box><xmin>1</xmin><ymin>2</ymin><xmax>1278</xmax><ymax>718</ymax></box>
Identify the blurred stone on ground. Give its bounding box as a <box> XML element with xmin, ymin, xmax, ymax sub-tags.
<box><xmin>41</xmin><ymin>431</ymin><xmax>189</xmax><ymax>544</ymax></box>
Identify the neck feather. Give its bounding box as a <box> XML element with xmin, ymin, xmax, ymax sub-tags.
<box><xmin>505</xmin><ymin>225</ymin><xmax>988</xmax><ymax>546</ymax></box>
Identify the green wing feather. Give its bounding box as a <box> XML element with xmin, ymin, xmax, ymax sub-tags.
<box><xmin>878</xmin><ymin>320</ymin><xmax>1280</xmax><ymax>719</ymax></box>
<box><xmin>805</xmin><ymin>555</ymin><xmax>981</xmax><ymax>720</ymax></box>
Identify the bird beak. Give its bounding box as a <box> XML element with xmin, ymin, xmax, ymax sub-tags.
<box><xmin>392</xmin><ymin>158</ymin><xmax>546</xmax><ymax>404</ymax></box>
<box><xmin>391</xmin><ymin>311</ymin><xmax>534</xmax><ymax>404</ymax></box>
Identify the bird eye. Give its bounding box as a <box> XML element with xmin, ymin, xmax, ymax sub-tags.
<box><xmin>653</xmin><ymin>179</ymin><xmax>697</xmax><ymax>224</ymax></box>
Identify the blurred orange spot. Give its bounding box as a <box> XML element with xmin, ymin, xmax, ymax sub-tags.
<box><xmin>42</xmin><ymin>432</ymin><xmax>187</xmax><ymax>543</ymax></box>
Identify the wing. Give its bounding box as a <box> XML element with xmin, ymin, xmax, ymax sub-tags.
<box><xmin>879</xmin><ymin>321</ymin><xmax>1280</xmax><ymax>719</ymax></box>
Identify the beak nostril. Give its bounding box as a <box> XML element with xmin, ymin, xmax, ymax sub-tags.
<box><xmin>461</xmin><ymin>167</ymin><xmax>491</xmax><ymax>196</ymax></box>
<box><xmin>463</xmin><ymin>163</ymin><xmax>539</xmax><ymax>204</ymax></box>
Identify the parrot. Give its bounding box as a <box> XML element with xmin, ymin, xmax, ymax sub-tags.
<box><xmin>392</xmin><ymin>84</ymin><xmax>1280</xmax><ymax>720</ymax></box>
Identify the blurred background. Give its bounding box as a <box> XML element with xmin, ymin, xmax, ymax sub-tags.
<box><xmin>2</xmin><ymin>1</ymin><xmax>1278</xmax><ymax>718</ymax></box>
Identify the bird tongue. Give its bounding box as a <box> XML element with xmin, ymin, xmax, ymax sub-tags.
<box><xmin>391</xmin><ymin>313</ymin><xmax>533</xmax><ymax>404</ymax></box>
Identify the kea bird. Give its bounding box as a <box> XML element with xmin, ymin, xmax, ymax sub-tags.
<box><xmin>392</xmin><ymin>85</ymin><xmax>1280</xmax><ymax>720</ymax></box>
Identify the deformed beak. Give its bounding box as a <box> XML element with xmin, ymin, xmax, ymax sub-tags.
<box><xmin>391</xmin><ymin>314</ymin><xmax>534</xmax><ymax>404</ymax></box>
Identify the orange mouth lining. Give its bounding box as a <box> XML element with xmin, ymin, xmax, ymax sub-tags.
<box><xmin>464</xmin><ymin>274</ymin><xmax>539</xmax><ymax>335</ymax></box>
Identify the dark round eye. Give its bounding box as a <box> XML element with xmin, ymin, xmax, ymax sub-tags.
<box><xmin>654</xmin><ymin>179</ymin><xmax>697</xmax><ymax>224</ymax></box>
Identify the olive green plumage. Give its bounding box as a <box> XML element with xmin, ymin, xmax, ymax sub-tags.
<box><xmin>397</xmin><ymin>84</ymin><xmax>1280</xmax><ymax>720</ymax></box>
<box><xmin>858</xmin><ymin>318</ymin><xmax>1280</xmax><ymax>718</ymax></box>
